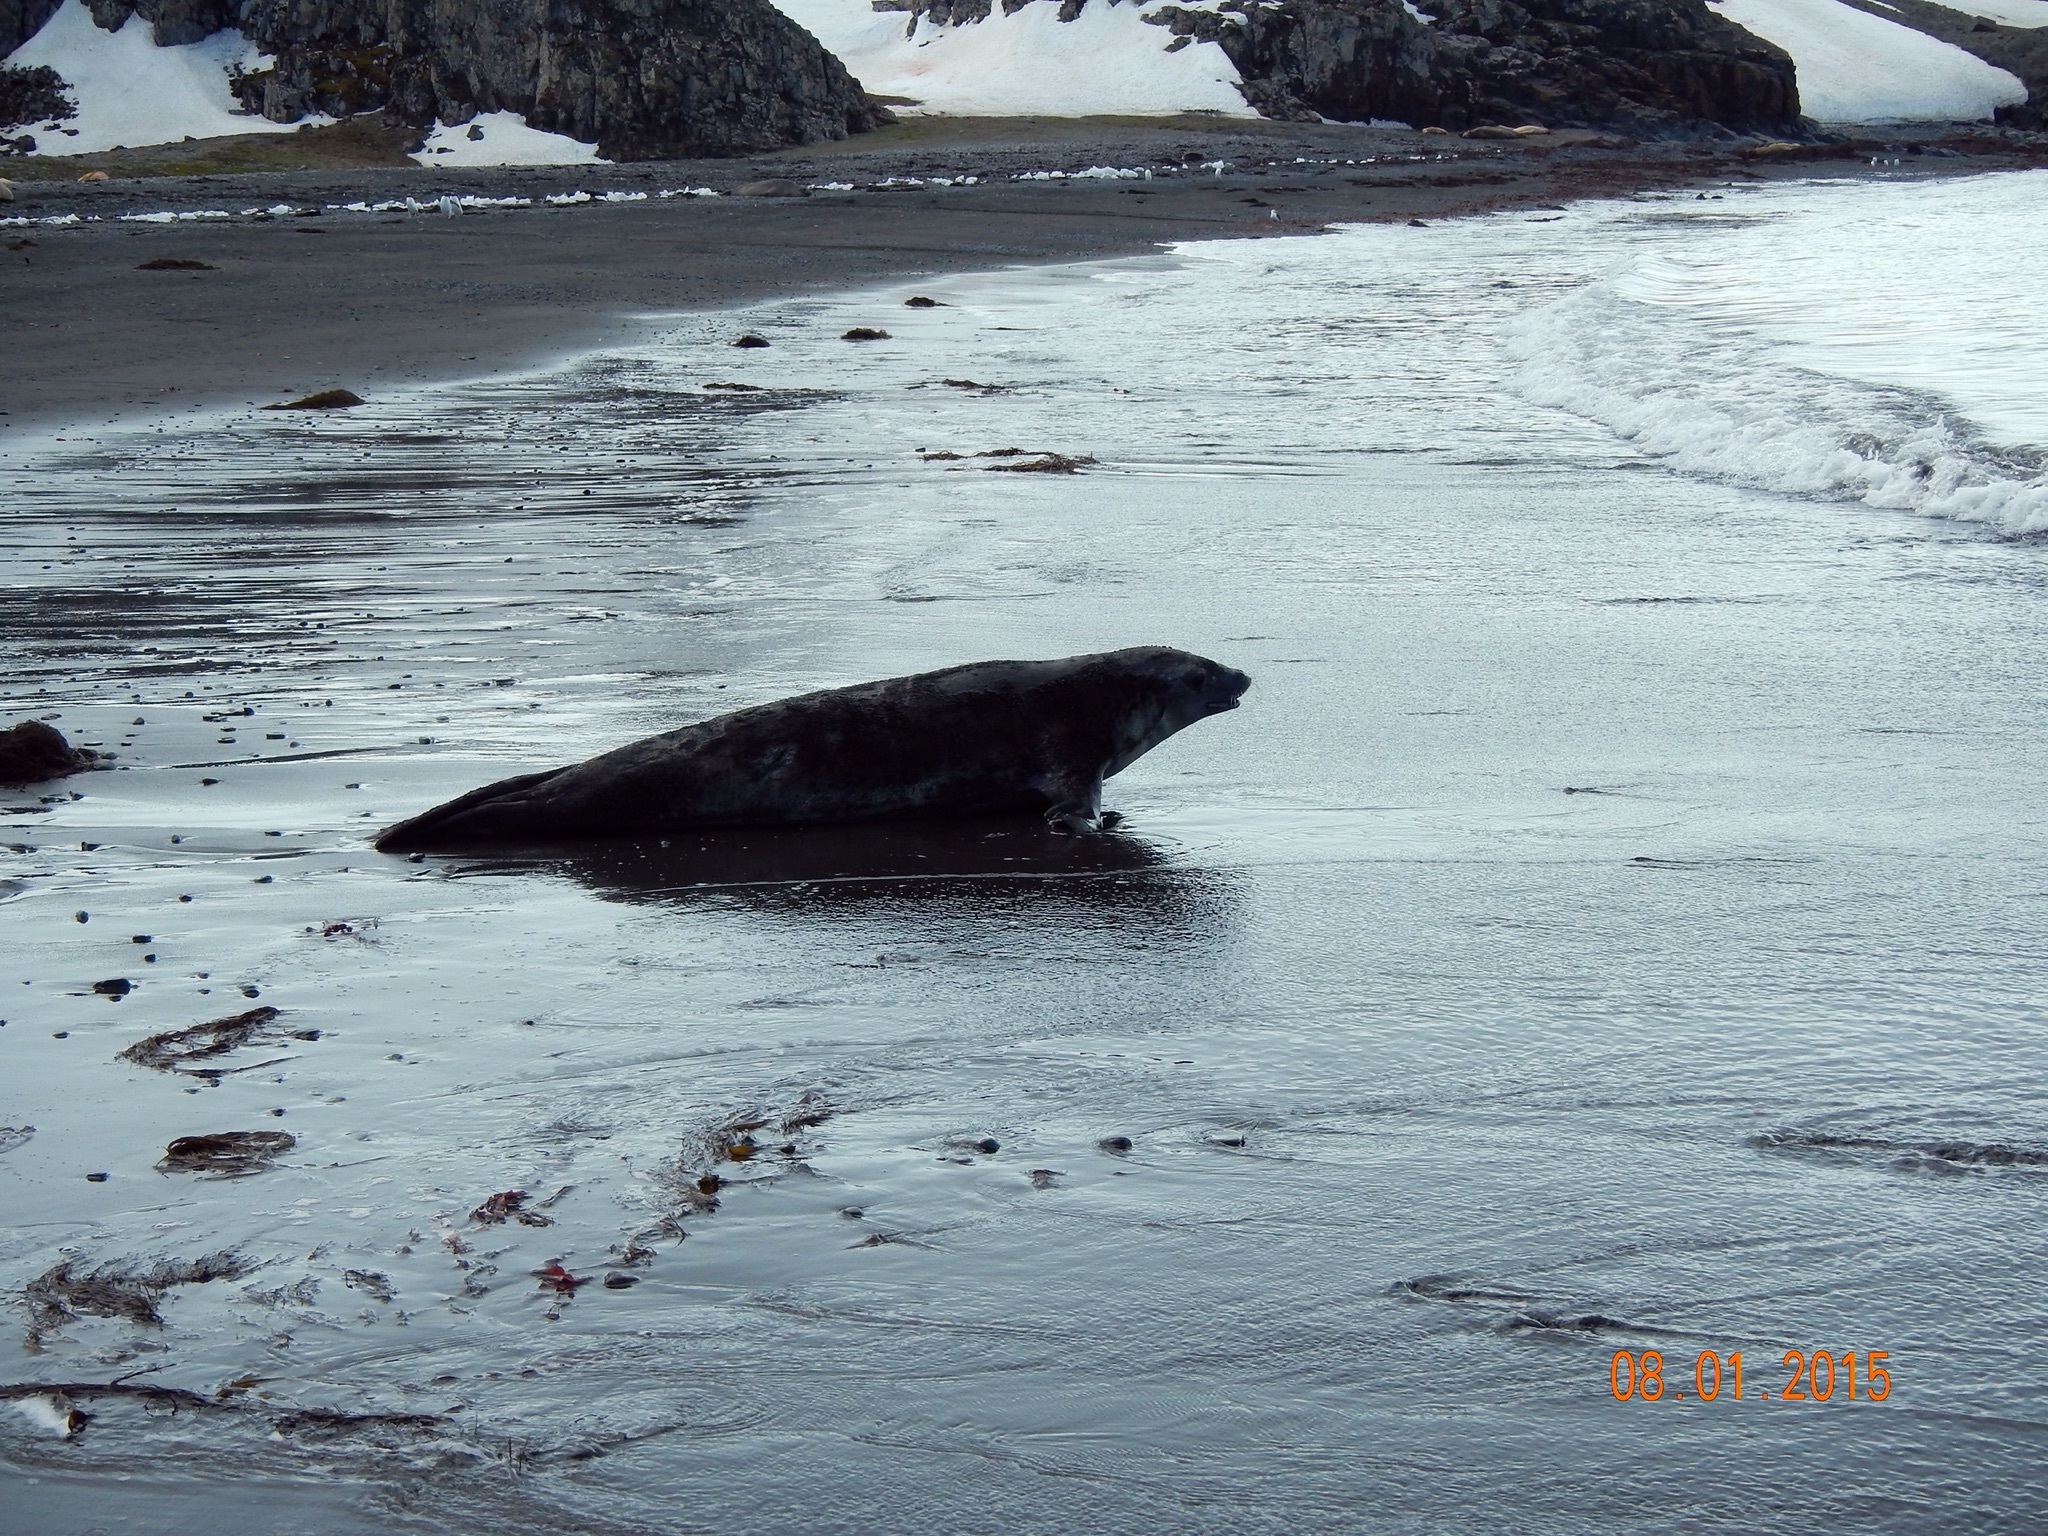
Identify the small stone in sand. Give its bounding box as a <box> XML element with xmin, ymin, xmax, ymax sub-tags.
<box><xmin>732</xmin><ymin>333</ymin><xmax>771</xmax><ymax>348</ymax></box>
<box><xmin>734</xmin><ymin>178</ymin><xmax>807</xmax><ymax>197</ymax></box>
<box><xmin>136</xmin><ymin>257</ymin><xmax>217</xmax><ymax>272</ymax></box>
<box><xmin>843</xmin><ymin>327</ymin><xmax>891</xmax><ymax>341</ymax></box>
<box><xmin>903</xmin><ymin>296</ymin><xmax>942</xmax><ymax>308</ymax></box>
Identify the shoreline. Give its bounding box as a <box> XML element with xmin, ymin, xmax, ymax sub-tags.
<box><xmin>6</xmin><ymin>119</ymin><xmax>2046</xmax><ymax>437</ymax></box>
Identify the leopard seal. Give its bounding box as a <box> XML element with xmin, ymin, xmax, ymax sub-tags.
<box><xmin>375</xmin><ymin>646</ymin><xmax>1250</xmax><ymax>851</ymax></box>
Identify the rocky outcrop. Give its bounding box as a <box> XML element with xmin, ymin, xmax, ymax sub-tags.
<box><xmin>1</xmin><ymin>0</ymin><xmax>60</xmax><ymax>54</ymax></box>
<box><xmin>83</xmin><ymin>0</ymin><xmax>227</xmax><ymax>44</ymax></box>
<box><xmin>1147</xmin><ymin>0</ymin><xmax>1801</xmax><ymax>133</ymax></box>
<box><xmin>0</xmin><ymin>61</ymin><xmax>70</xmax><ymax>130</ymax></box>
<box><xmin>61</xmin><ymin>0</ymin><xmax>891</xmax><ymax>159</ymax></box>
<box><xmin>0</xmin><ymin>720</ymin><xmax>99</xmax><ymax>786</ymax></box>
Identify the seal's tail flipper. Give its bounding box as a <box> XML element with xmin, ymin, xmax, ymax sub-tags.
<box><xmin>373</xmin><ymin>767</ymin><xmax>570</xmax><ymax>852</ymax></box>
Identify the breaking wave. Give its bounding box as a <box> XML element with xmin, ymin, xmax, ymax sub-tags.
<box><xmin>1504</xmin><ymin>281</ymin><xmax>2048</xmax><ymax>539</ymax></box>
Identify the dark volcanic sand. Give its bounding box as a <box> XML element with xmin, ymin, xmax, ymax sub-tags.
<box><xmin>8</xmin><ymin>118</ymin><xmax>2045</xmax><ymax>434</ymax></box>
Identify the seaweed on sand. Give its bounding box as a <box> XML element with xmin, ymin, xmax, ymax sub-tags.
<box><xmin>23</xmin><ymin>1251</ymin><xmax>258</xmax><ymax>1347</ymax></box>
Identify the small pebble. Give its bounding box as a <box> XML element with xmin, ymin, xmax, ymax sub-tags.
<box><xmin>85</xmin><ymin>1172</ymin><xmax>108</xmax><ymax>1183</ymax></box>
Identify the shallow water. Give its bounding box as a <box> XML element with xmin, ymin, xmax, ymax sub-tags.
<box><xmin>4</xmin><ymin>169</ymin><xmax>2048</xmax><ymax>1534</ymax></box>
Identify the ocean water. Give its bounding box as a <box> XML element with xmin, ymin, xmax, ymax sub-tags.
<box><xmin>3</xmin><ymin>168</ymin><xmax>2047</xmax><ymax>1534</ymax></box>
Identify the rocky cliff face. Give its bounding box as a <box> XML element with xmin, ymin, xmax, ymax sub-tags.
<box><xmin>44</xmin><ymin>0</ymin><xmax>890</xmax><ymax>158</ymax></box>
<box><xmin>2</xmin><ymin>0</ymin><xmax>61</xmax><ymax>54</ymax></box>
<box><xmin>1147</xmin><ymin>0</ymin><xmax>1799</xmax><ymax>133</ymax></box>
<box><xmin>861</xmin><ymin>0</ymin><xmax>1793</xmax><ymax>133</ymax></box>
<box><xmin>1146</xmin><ymin>0</ymin><xmax>1802</xmax><ymax>132</ymax></box>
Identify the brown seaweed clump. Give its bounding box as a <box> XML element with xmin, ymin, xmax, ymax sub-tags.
<box><xmin>984</xmin><ymin>453</ymin><xmax>1096</xmax><ymax>474</ymax></box>
<box><xmin>24</xmin><ymin>1251</ymin><xmax>257</xmax><ymax>1347</ymax></box>
<box><xmin>119</xmin><ymin>1005</ymin><xmax>287</xmax><ymax>1075</ymax></box>
<box><xmin>0</xmin><ymin>721</ymin><xmax>99</xmax><ymax>787</ymax></box>
<box><xmin>157</xmin><ymin>1131</ymin><xmax>295</xmax><ymax>1177</ymax></box>
<box><xmin>263</xmin><ymin>389</ymin><xmax>364</xmax><ymax>411</ymax></box>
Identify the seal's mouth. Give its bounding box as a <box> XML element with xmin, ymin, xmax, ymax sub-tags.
<box><xmin>1207</xmin><ymin>668</ymin><xmax>1252</xmax><ymax>712</ymax></box>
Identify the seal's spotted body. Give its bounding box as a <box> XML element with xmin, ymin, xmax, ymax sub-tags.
<box><xmin>375</xmin><ymin>647</ymin><xmax>1250</xmax><ymax>851</ymax></box>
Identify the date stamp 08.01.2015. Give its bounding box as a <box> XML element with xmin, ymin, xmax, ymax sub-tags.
<box><xmin>1610</xmin><ymin>1350</ymin><xmax>1892</xmax><ymax>1404</ymax></box>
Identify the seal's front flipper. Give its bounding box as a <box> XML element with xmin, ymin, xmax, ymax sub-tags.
<box><xmin>1046</xmin><ymin>800</ymin><xmax>1101</xmax><ymax>836</ymax></box>
<box><xmin>1039</xmin><ymin>767</ymin><xmax>1107</xmax><ymax>836</ymax></box>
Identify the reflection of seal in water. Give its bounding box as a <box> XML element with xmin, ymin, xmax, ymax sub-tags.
<box><xmin>376</xmin><ymin>647</ymin><xmax>1251</xmax><ymax>851</ymax></box>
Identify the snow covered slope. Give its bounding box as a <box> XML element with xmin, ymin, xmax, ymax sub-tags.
<box><xmin>767</xmin><ymin>0</ymin><xmax>1253</xmax><ymax>116</ymax></box>
<box><xmin>1712</xmin><ymin>0</ymin><xmax>2027</xmax><ymax>119</ymax></box>
<box><xmin>4</xmin><ymin>0</ymin><xmax>311</xmax><ymax>154</ymax></box>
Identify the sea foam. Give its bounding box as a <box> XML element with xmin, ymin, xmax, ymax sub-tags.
<box><xmin>1505</xmin><ymin>280</ymin><xmax>2048</xmax><ymax>538</ymax></box>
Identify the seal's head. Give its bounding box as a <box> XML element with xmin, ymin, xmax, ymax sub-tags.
<box><xmin>1152</xmin><ymin>648</ymin><xmax>1251</xmax><ymax>730</ymax></box>
<box><xmin>1095</xmin><ymin>646</ymin><xmax>1251</xmax><ymax>776</ymax></box>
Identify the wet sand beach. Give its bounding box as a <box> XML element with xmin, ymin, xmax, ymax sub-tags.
<box><xmin>7</xmin><ymin>117</ymin><xmax>2046</xmax><ymax>433</ymax></box>
<box><xmin>4</xmin><ymin>128</ymin><xmax>2048</xmax><ymax>1533</ymax></box>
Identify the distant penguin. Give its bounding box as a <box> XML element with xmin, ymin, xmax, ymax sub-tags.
<box><xmin>437</xmin><ymin>196</ymin><xmax>462</xmax><ymax>218</ymax></box>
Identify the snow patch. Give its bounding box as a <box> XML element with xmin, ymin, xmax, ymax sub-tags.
<box><xmin>1920</xmin><ymin>0</ymin><xmax>2048</xmax><ymax>25</ymax></box>
<box><xmin>1712</xmin><ymin>0</ymin><xmax>2026</xmax><ymax>119</ymax></box>
<box><xmin>5</xmin><ymin>0</ymin><xmax>317</xmax><ymax>155</ymax></box>
<box><xmin>766</xmin><ymin>0</ymin><xmax>1254</xmax><ymax>116</ymax></box>
<box><xmin>120</xmin><ymin>208</ymin><xmax>231</xmax><ymax>222</ymax></box>
<box><xmin>411</xmin><ymin>111</ymin><xmax>605</xmax><ymax>167</ymax></box>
